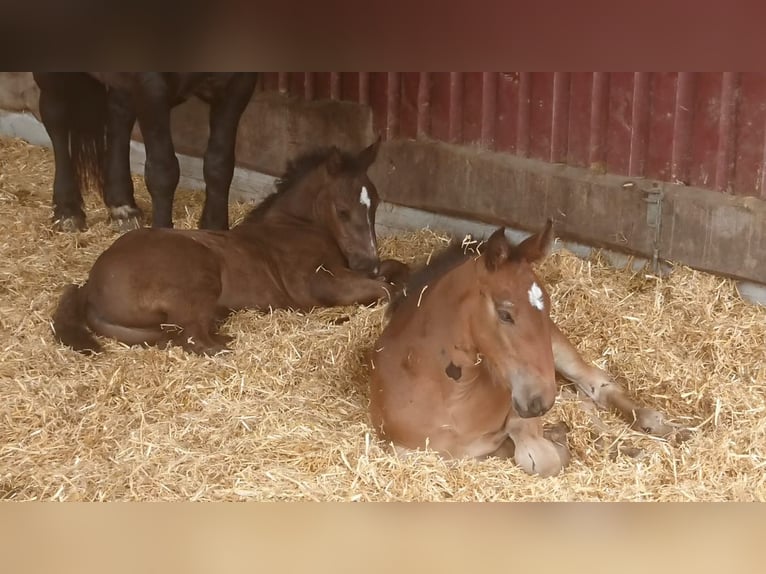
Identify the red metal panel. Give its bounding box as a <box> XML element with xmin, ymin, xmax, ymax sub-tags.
<box><xmin>358</xmin><ymin>73</ymin><xmax>370</xmax><ymax>105</ymax></box>
<box><xmin>688</xmin><ymin>73</ymin><xmax>722</xmax><ymax>189</ymax></box>
<box><xmin>671</xmin><ymin>72</ymin><xmax>695</xmax><ymax>184</ymax></box>
<box><xmin>312</xmin><ymin>73</ymin><xmax>330</xmax><ymax>100</ymax></box>
<box><xmin>386</xmin><ymin>72</ymin><xmax>401</xmax><ymax>140</ymax></box>
<box><xmin>368</xmin><ymin>73</ymin><xmax>388</xmax><ymax>137</ymax></box>
<box><xmin>428</xmin><ymin>73</ymin><xmax>451</xmax><ymax>143</ymax></box>
<box><xmin>715</xmin><ymin>72</ymin><xmax>739</xmax><ymax>192</ymax></box>
<box><xmin>645</xmin><ymin>72</ymin><xmax>677</xmax><ymax>182</ymax></box>
<box><xmin>480</xmin><ymin>72</ymin><xmax>497</xmax><ymax>150</ymax></box>
<box><xmin>398</xmin><ymin>72</ymin><xmax>419</xmax><ymax>140</ymax></box>
<box><xmin>588</xmin><ymin>72</ymin><xmax>610</xmax><ymax>171</ymax></box>
<box><xmin>417</xmin><ymin>72</ymin><xmax>430</xmax><ymax>139</ymax></box>
<box><xmin>550</xmin><ymin>72</ymin><xmax>570</xmax><ymax>163</ymax></box>
<box><xmin>264</xmin><ymin>71</ymin><xmax>766</xmax><ymax>198</ymax></box>
<box><xmin>304</xmin><ymin>72</ymin><xmax>315</xmax><ymax>100</ymax></box>
<box><xmin>566</xmin><ymin>72</ymin><xmax>592</xmax><ymax>168</ymax></box>
<box><xmin>495</xmin><ymin>72</ymin><xmax>520</xmax><ymax>154</ymax></box>
<box><xmin>277</xmin><ymin>73</ymin><xmax>288</xmax><ymax>94</ymax></box>
<box><xmin>287</xmin><ymin>73</ymin><xmax>305</xmax><ymax>97</ymax></box>
<box><xmin>605</xmin><ymin>72</ymin><xmax>634</xmax><ymax>176</ymax></box>
<box><xmin>517</xmin><ymin>72</ymin><xmax>531</xmax><ymax>158</ymax></box>
<box><xmin>448</xmin><ymin>72</ymin><xmax>463</xmax><ymax>144</ymax></box>
<box><xmin>339</xmin><ymin>73</ymin><xmax>359</xmax><ymax>102</ymax></box>
<box><xmin>628</xmin><ymin>72</ymin><xmax>650</xmax><ymax>177</ymax></box>
<box><xmin>329</xmin><ymin>73</ymin><xmax>341</xmax><ymax>100</ymax></box>
<box><xmin>528</xmin><ymin>72</ymin><xmax>554</xmax><ymax>161</ymax></box>
<box><xmin>462</xmin><ymin>72</ymin><xmax>483</xmax><ymax>145</ymax></box>
<box><xmin>732</xmin><ymin>73</ymin><xmax>766</xmax><ymax>197</ymax></box>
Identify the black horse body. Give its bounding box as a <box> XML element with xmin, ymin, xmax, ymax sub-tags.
<box><xmin>33</xmin><ymin>72</ymin><xmax>258</xmax><ymax>231</ymax></box>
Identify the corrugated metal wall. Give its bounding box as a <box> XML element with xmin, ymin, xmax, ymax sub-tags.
<box><xmin>260</xmin><ymin>72</ymin><xmax>766</xmax><ymax>199</ymax></box>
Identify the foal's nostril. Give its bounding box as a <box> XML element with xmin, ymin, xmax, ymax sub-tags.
<box><xmin>528</xmin><ymin>396</ymin><xmax>544</xmax><ymax>417</ymax></box>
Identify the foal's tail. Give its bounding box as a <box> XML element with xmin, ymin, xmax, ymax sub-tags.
<box><xmin>52</xmin><ymin>283</ymin><xmax>102</xmax><ymax>355</ymax></box>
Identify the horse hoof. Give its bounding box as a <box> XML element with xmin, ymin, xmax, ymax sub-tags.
<box><xmin>543</xmin><ymin>421</ymin><xmax>570</xmax><ymax>444</ymax></box>
<box><xmin>631</xmin><ymin>407</ymin><xmax>675</xmax><ymax>438</ymax></box>
<box><xmin>109</xmin><ymin>205</ymin><xmax>143</xmax><ymax>232</ymax></box>
<box><xmin>543</xmin><ymin>421</ymin><xmax>571</xmax><ymax>469</ymax></box>
<box><xmin>112</xmin><ymin>217</ymin><xmax>142</xmax><ymax>233</ymax></box>
<box><xmin>53</xmin><ymin>214</ymin><xmax>86</xmax><ymax>232</ymax></box>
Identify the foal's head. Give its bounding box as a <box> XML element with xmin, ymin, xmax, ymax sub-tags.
<box><xmin>466</xmin><ymin>221</ymin><xmax>556</xmax><ymax>418</ymax></box>
<box><xmin>314</xmin><ymin>139</ymin><xmax>382</xmax><ymax>274</ymax></box>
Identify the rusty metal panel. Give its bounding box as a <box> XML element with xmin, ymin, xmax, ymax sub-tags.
<box><xmin>398</xmin><ymin>72</ymin><xmax>419</xmax><ymax>140</ymax></box>
<box><xmin>671</xmin><ymin>72</ymin><xmax>695</xmax><ymax>184</ymax></box>
<box><xmin>259</xmin><ymin>72</ymin><xmax>766</xmax><ymax>199</ymax></box>
<box><xmin>733</xmin><ymin>73</ymin><xmax>766</xmax><ymax>196</ymax></box>
<box><xmin>645</xmin><ymin>72</ymin><xmax>676</xmax><ymax>182</ymax></box>
<box><xmin>495</xmin><ymin>72</ymin><xmax>520</xmax><ymax>154</ymax></box>
<box><xmin>566</xmin><ymin>72</ymin><xmax>591</xmax><ymax>168</ymax></box>
<box><xmin>528</xmin><ymin>72</ymin><xmax>554</xmax><ymax>161</ymax></box>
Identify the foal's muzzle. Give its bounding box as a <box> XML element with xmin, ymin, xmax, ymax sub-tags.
<box><xmin>348</xmin><ymin>254</ymin><xmax>380</xmax><ymax>276</ymax></box>
<box><xmin>513</xmin><ymin>394</ymin><xmax>554</xmax><ymax>419</ymax></box>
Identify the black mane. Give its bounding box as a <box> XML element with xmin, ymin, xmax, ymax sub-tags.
<box><xmin>388</xmin><ymin>236</ymin><xmax>485</xmax><ymax>317</ymax></box>
<box><xmin>242</xmin><ymin>146</ymin><xmax>362</xmax><ymax>224</ymax></box>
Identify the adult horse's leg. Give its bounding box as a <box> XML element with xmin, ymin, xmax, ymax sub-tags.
<box><xmin>133</xmin><ymin>74</ymin><xmax>178</xmax><ymax>228</ymax></box>
<box><xmin>35</xmin><ymin>72</ymin><xmax>106</xmax><ymax>231</ymax></box>
<box><xmin>198</xmin><ymin>73</ymin><xmax>257</xmax><ymax>230</ymax></box>
<box><xmin>549</xmin><ymin>321</ymin><xmax>676</xmax><ymax>437</ymax></box>
<box><xmin>104</xmin><ymin>87</ymin><xmax>142</xmax><ymax>230</ymax></box>
<box><xmin>38</xmin><ymin>81</ymin><xmax>83</xmax><ymax>230</ymax></box>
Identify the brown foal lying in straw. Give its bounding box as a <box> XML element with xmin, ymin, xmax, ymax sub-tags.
<box><xmin>369</xmin><ymin>221</ymin><xmax>680</xmax><ymax>476</ymax></box>
<box><xmin>53</xmin><ymin>139</ymin><xmax>409</xmax><ymax>355</ymax></box>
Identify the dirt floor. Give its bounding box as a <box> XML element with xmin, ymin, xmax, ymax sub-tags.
<box><xmin>1</xmin><ymin>136</ymin><xmax>765</xmax><ymax>501</ymax></box>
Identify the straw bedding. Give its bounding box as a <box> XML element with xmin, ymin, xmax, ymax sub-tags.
<box><xmin>1</xmin><ymin>135</ymin><xmax>765</xmax><ymax>501</ymax></box>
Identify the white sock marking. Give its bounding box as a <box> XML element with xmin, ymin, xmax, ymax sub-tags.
<box><xmin>528</xmin><ymin>282</ymin><xmax>544</xmax><ymax>311</ymax></box>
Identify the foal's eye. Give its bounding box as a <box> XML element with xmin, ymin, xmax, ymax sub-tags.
<box><xmin>497</xmin><ymin>309</ymin><xmax>514</xmax><ymax>324</ymax></box>
<box><xmin>338</xmin><ymin>209</ymin><xmax>351</xmax><ymax>221</ymax></box>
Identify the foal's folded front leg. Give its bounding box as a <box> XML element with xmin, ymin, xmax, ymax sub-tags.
<box><xmin>505</xmin><ymin>416</ymin><xmax>570</xmax><ymax>477</ymax></box>
<box><xmin>310</xmin><ymin>268</ymin><xmax>394</xmax><ymax>307</ymax></box>
<box><xmin>549</xmin><ymin>321</ymin><xmax>676</xmax><ymax>438</ymax></box>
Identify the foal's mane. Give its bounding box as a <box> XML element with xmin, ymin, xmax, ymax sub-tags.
<box><xmin>242</xmin><ymin>146</ymin><xmax>362</xmax><ymax>223</ymax></box>
<box><xmin>388</xmin><ymin>237</ymin><xmax>484</xmax><ymax>317</ymax></box>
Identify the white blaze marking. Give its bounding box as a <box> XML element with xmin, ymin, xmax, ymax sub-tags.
<box><xmin>360</xmin><ymin>186</ymin><xmax>371</xmax><ymax>207</ymax></box>
<box><xmin>360</xmin><ymin>185</ymin><xmax>377</xmax><ymax>256</ymax></box>
<box><xmin>528</xmin><ymin>282</ymin><xmax>544</xmax><ymax>311</ymax></box>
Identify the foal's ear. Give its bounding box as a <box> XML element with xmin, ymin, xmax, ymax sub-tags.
<box><xmin>484</xmin><ymin>227</ymin><xmax>512</xmax><ymax>272</ymax></box>
<box><xmin>514</xmin><ymin>218</ymin><xmax>555</xmax><ymax>263</ymax></box>
<box><xmin>326</xmin><ymin>146</ymin><xmax>344</xmax><ymax>176</ymax></box>
<box><xmin>357</xmin><ymin>136</ymin><xmax>382</xmax><ymax>171</ymax></box>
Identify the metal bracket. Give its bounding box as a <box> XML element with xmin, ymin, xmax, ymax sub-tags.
<box><xmin>643</xmin><ymin>185</ymin><xmax>664</xmax><ymax>274</ymax></box>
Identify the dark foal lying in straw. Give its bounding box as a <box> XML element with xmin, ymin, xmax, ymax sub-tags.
<box><xmin>52</xmin><ymin>139</ymin><xmax>409</xmax><ymax>355</ymax></box>
<box><xmin>369</xmin><ymin>221</ymin><xmax>681</xmax><ymax>476</ymax></box>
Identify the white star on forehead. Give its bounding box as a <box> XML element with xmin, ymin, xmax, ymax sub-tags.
<box><xmin>528</xmin><ymin>282</ymin><xmax>544</xmax><ymax>311</ymax></box>
<box><xmin>360</xmin><ymin>186</ymin><xmax>371</xmax><ymax>207</ymax></box>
